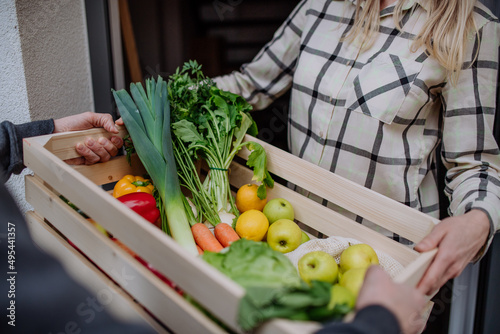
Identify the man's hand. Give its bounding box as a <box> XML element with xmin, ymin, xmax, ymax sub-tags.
<box><xmin>53</xmin><ymin>112</ymin><xmax>124</xmax><ymax>165</ymax></box>
<box><xmin>414</xmin><ymin>209</ymin><xmax>490</xmax><ymax>295</ymax></box>
<box><xmin>357</xmin><ymin>266</ymin><xmax>427</xmax><ymax>334</ymax></box>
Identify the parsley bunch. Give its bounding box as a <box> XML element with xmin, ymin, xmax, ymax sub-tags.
<box><xmin>168</xmin><ymin>61</ymin><xmax>274</xmax><ymax>225</ymax></box>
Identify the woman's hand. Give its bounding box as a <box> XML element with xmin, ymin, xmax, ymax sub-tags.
<box><xmin>53</xmin><ymin>112</ymin><xmax>124</xmax><ymax>165</ymax></box>
<box><xmin>414</xmin><ymin>209</ymin><xmax>490</xmax><ymax>295</ymax></box>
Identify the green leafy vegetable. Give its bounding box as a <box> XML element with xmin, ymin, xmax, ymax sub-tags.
<box><xmin>168</xmin><ymin>61</ymin><xmax>274</xmax><ymax>225</ymax></box>
<box><xmin>203</xmin><ymin>239</ymin><xmax>350</xmax><ymax>330</ymax></box>
<box><xmin>202</xmin><ymin>238</ymin><xmax>301</xmax><ymax>289</ymax></box>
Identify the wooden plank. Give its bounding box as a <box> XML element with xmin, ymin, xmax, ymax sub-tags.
<box><xmin>72</xmin><ymin>154</ymin><xmax>146</xmax><ymax>185</ymax></box>
<box><xmin>228</xmin><ymin>162</ymin><xmax>437</xmax><ymax>289</ymax></box>
<box><xmin>118</xmin><ymin>0</ymin><xmax>143</xmax><ymax>83</ymax></box>
<box><xmin>256</xmin><ymin>319</ymin><xmax>321</xmax><ymax>334</ymax></box>
<box><xmin>25</xmin><ymin>211</ymin><xmax>168</xmax><ymax>334</ymax></box>
<box><xmin>23</xmin><ymin>138</ymin><xmax>245</xmax><ymax>332</ymax></box>
<box><xmin>228</xmin><ymin>162</ymin><xmax>419</xmax><ymax>266</ymax></box>
<box><xmin>25</xmin><ymin>177</ymin><xmax>227</xmax><ymax>334</ymax></box>
<box><xmin>237</xmin><ymin>135</ymin><xmax>438</xmax><ymax>244</ymax></box>
<box><xmin>28</xmin><ymin>126</ymin><xmax>129</xmax><ymax>161</ymax></box>
<box><xmin>40</xmin><ymin>129</ymin><xmax>435</xmax><ymax>241</ymax></box>
<box><xmin>108</xmin><ymin>0</ymin><xmax>126</xmax><ymax>90</ymax></box>
<box><xmin>421</xmin><ymin>301</ymin><xmax>435</xmax><ymax>330</ymax></box>
<box><xmin>393</xmin><ymin>249</ymin><xmax>437</xmax><ymax>287</ymax></box>
<box><xmin>23</xmin><ymin>128</ymin><xmax>438</xmax><ymax>333</ymax></box>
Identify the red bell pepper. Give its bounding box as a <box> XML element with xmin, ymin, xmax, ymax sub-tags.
<box><xmin>117</xmin><ymin>192</ymin><xmax>160</xmax><ymax>226</ymax></box>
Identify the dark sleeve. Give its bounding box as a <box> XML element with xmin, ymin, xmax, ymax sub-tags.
<box><xmin>0</xmin><ymin>182</ymin><xmax>155</xmax><ymax>333</ymax></box>
<box><xmin>0</xmin><ymin>119</ymin><xmax>55</xmax><ymax>183</ymax></box>
<box><xmin>316</xmin><ymin>305</ymin><xmax>401</xmax><ymax>334</ymax></box>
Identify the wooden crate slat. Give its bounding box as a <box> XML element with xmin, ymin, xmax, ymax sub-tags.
<box><xmin>23</xmin><ymin>128</ymin><xmax>438</xmax><ymax>333</ymax></box>
<box><xmin>25</xmin><ymin>176</ymin><xmax>228</xmax><ymax>334</ymax></box>
<box><xmin>228</xmin><ymin>162</ymin><xmax>437</xmax><ymax>287</ymax></box>
<box><xmin>393</xmin><ymin>248</ymin><xmax>438</xmax><ymax>287</ymax></box>
<box><xmin>228</xmin><ymin>162</ymin><xmax>419</xmax><ymax>267</ymax></box>
<box><xmin>72</xmin><ymin>154</ymin><xmax>146</xmax><ymax>186</ymax></box>
<box><xmin>23</xmin><ymin>138</ymin><xmax>245</xmax><ymax>332</ymax></box>
<box><xmin>25</xmin><ymin>211</ymin><xmax>171</xmax><ymax>334</ymax></box>
<box><xmin>256</xmin><ymin>319</ymin><xmax>321</xmax><ymax>334</ymax></box>
<box><xmin>42</xmin><ymin>126</ymin><xmax>129</xmax><ymax>161</ymax></box>
<box><xmin>237</xmin><ymin>135</ymin><xmax>438</xmax><ymax>243</ymax></box>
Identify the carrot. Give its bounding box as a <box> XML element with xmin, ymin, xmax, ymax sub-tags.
<box><xmin>196</xmin><ymin>245</ymin><xmax>204</xmax><ymax>255</ymax></box>
<box><xmin>191</xmin><ymin>223</ymin><xmax>223</xmax><ymax>252</ymax></box>
<box><xmin>214</xmin><ymin>223</ymin><xmax>240</xmax><ymax>248</ymax></box>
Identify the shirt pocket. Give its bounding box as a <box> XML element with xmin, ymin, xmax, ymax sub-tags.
<box><xmin>345</xmin><ymin>53</ymin><xmax>424</xmax><ymax>124</ymax></box>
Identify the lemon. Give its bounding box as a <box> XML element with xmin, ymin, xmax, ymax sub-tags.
<box><xmin>235</xmin><ymin>184</ymin><xmax>267</xmax><ymax>213</ymax></box>
<box><xmin>235</xmin><ymin>209</ymin><xmax>269</xmax><ymax>241</ymax></box>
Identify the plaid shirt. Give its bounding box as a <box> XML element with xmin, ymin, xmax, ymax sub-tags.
<box><xmin>215</xmin><ymin>0</ymin><xmax>500</xmax><ymax>244</ymax></box>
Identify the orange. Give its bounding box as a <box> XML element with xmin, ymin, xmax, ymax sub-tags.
<box><xmin>235</xmin><ymin>209</ymin><xmax>269</xmax><ymax>241</ymax></box>
<box><xmin>235</xmin><ymin>183</ymin><xmax>267</xmax><ymax>213</ymax></box>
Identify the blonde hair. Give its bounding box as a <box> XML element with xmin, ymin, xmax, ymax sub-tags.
<box><xmin>346</xmin><ymin>0</ymin><xmax>479</xmax><ymax>84</ymax></box>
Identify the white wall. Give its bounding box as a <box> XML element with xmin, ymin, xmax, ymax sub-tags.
<box><xmin>0</xmin><ymin>0</ymin><xmax>94</xmax><ymax>212</ymax></box>
<box><xmin>0</xmin><ymin>0</ymin><xmax>33</xmax><ymax>212</ymax></box>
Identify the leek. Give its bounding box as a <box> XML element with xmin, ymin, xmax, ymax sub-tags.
<box><xmin>112</xmin><ymin>77</ymin><xmax>198</xmax><ymax>255</ymax></box>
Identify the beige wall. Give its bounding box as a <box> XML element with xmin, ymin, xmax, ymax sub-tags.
<box><xmin>0</xmin><ymin>0</ymin><xmax>94</xmax><ymax>212</ymax></box>
<box><xmin>16</xmin><ymin>0</ymin><xmax>94</xmax><ymax>120</ymax></box>
<box><xmin>0</xmin><ymin>2</ymin><xmax>147</xmax><ymax>324</ymax></box>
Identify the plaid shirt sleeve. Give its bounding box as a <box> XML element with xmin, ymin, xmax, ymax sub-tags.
<box><xmin>213</xmin><ymin>0</ymin><xmax>309</xmax><ymax>110</ymax></box>
<box><xmin>441</xmin><ymin>19</ymin><xmax>500</xmax><ymax>256</ymax></box>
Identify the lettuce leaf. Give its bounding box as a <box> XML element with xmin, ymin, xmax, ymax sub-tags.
<box><xmin>202</xmin><ymin>239</ymin><xmax>301</xmax><ymax>289</ymax></box>
<box><xmin>202</xmin><ymin>239</ymin><xmax>349</xmax><ymax>330</ymax></box>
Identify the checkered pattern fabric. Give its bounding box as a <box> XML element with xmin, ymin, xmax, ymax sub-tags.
<box><xmin>214</xmin><ymin>0</ymin><xmax>500</xmax><ymax>249</ymax></box>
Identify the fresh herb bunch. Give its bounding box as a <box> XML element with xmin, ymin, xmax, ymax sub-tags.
<box><xmin>168</xmin><ymin>60</ymin><xmax>215</xmax><ymax>124</ymax></box>
<box><xmin>168</xmin><ymin>61</ymin><xmax>274</xmax><ymax>225</ymax></box>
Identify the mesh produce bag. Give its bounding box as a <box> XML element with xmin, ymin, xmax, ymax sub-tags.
<box><xmin>284</xmin><ymin>236</ymin><xmax>404</xmax><ymax>278</ymax></box>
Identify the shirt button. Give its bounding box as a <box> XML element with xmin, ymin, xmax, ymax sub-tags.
<box><xmin>319</xmin><ymin>131</ymin><xmax>324</xmax><ymax>137</ymax></box>
<box><xmin>346</xmin><ymin>61</ymin><xmax>351</xmax><ymax>66</ymax></box>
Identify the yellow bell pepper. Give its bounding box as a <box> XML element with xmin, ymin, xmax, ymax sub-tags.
<box><xmin>113</xmin><ymin>175</ymin><xmax>154</xmax><ymax>198</ymax></box>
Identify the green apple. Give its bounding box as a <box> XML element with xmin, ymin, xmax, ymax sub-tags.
<box><xmin>298</xmin><ymin>251</ymin><xmax>339</xmax><ymax>284</ymax></box>
<box><xmin>263</xmin><ymin>198</ymin><xmax>295</xmax><ymax>224</ymax></box>
<box><xmin>266</xmin><ymin>219</ymin><xmax>302</xmax><ymax>253</ymax></box>
<box><xmin>339</xmin><ymin>267</ymin><xmax>368</xmax><ymax>297</ymax></box>
<box><xmin>339</xmin><ymin>244</ymin><xmax>379</xmax><ymax>273</ymax></box>
<box><xmin>328</xmin><ymin>284</ymin><xmax>356</xmax><ymax>311</ymax></box>
<box><xmin>301</xmin><ymin>231</ymin><xmax>310</xmax><ymax>244</ymax></box>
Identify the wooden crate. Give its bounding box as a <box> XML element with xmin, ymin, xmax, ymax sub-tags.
<box><xmin>23</xmin><ymin>127</ymin><xmax>438</xmax><ymax>333</ymax></box>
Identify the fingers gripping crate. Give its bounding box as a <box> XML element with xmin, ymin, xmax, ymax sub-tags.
<box><xmin>23</xmin><ymin>127</ymin><xmax>438</xmax><ymax>333</ymax></box>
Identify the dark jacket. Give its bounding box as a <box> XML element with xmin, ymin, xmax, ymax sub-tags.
<box><xmin>0</xmin><ymin>119</ymin><xmax>54</xmax><ymax>183</ymax></box>
<box><xmin>316</xmin><ymin>305</ymin><xmax>400</xmax><ymax>334</ymax></box>
<box><xmin>0</xmin><ymin>120</ymin><xmax>155</xmax><ymax>333</ymax></box>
